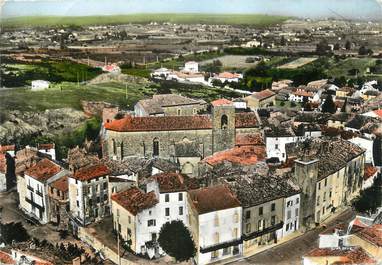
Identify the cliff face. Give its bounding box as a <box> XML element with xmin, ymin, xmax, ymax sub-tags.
<box><xmin>0</xmin><ymin>108</ymin><xmax>87</xmax><ymax>145</ymax></box>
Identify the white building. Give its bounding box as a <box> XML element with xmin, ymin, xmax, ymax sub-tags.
<box><xmin>277</xmin><ymin>193</ymin><xmax>300</xmax><ymax>239</ymax></box>
<box><xmin>188</xmin><ymin>185</ymin><xmax>243</xmax><ymax>265</ymax></box>
<box><xmin>209</xmin><ymin>72</ymin><xmax>243</xmax><ymax>84</ymax></box>
<box><xmin>68</xmin><ymin>164</ymin><xmax>111</xmax><ymax>226</ymax></box>
<box><xmin>22</xmin><ymin>158</ymin><xmax>67</xmax><ymax>223</ymax></box>
<box><xmin>184</xmin><ymin>61</ymin><xmax>199</xmax><ymax>73</ymax></box>
<box><xmin>150</xmin><ymin>68</ymin><xmax>172</xmax><ymax>79</ymax></box>
<box><xmin>31</xmin><ymin>80</ymin><xmax>50</xmax><ymax>91</ymax></box>
<box><xmin>349</xmin><ymin>137</ymin><xmax>374</xmax><ymax>165</ymax></box>
<box><xmin>37</xmin><ymin>143</ymin><xmax>56</xmax><ymax>161</ymax></box>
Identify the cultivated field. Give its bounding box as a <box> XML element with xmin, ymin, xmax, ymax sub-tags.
<box><xmin>200</xmin><ymin>55</ymin><xmax>260</xmax><ymax>69</ymax></box>
<box><xmin>278</xmin><ymin>57</ymin><xmax>317</xmax><ymax>69</ymax></box>
<box><xmin>3</xmin><ymin>14</ymin><xmax>289</xmax><ymax>28</ymax></box>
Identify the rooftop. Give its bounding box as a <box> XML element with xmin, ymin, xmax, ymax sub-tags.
<box><xmin>247</xmin><ymin>89</ymin><xmax>275</xmax><ymax>101</ymax></box>
<box><xmin>203</xmin><ymin>146</ymin><xmax>266</xmax><ymax>166</ymax></box>
<box><xmin>150</xmin><ymin>172</ymin><xmax>199</xmax><ymax>193</ymax></box>
<box><xmin>73</xmin><ymin>164</ymin><xmax>110</xmax><ymax>181</ymax></box>
<box><xmin>235</xmin><ymin>133</ymin><xmax>264</xmax><ymax>147</ymax></box>
<box><xmin>211</xmin><ymin>98</ymin><xmax>233</xmax><ymax>107</ymax></box>
<box><xmin>229</xmin><ymin>175</ymin><xmax>300</xmax><ymax>208</ymax></box>
<box><xmin>364</xmin><ymin>164</ymin><xmax>378</xmax><ymax>180</ymax></box>
<box><xmin>37</xmin><ymin>143</ymin><xmax>55</xmax><ymax>150</ymax></box>
<box><xmin>305</xmin><ymin>247</ymin><xmax>375</xmax><ymax>264</ymax></box>
<box><xmin>188</xmin><ymin>185</ymin><xmax>241</xmax><ymax>215</ymax></box>
<box><xmin>50</xmin><ymin>176</ymin><xmax>69</xmax><ymax>192</ymax></box>
<box><xmin>25</xmin><ymin>158</ymin><xmax>61</xmax><ymax>182</ymax></box>
<box><xmin>0</xmin><ymin>250</ymin><xmax>15</xmax><ymax>264</ymax></box>
<box><xmin>137</xmin><ymin>94</ymin><xmax>205</xmax><ymax>115</ymax></box>
<box><xmin>0</xmin><ymin>145</ymin><xmax>15</xmax><ymax>153</ymax></box>
<box><xmin>111</xmin><ymin>187</ymin><xmax>158</xmax><ymax>216</ymax></box>
<box><xmin>355</xmin><ymin>224</ymin><xmax>382</xmax><ymax>247</ymax></box>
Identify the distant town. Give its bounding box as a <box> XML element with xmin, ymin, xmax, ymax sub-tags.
<box><xmin>0</xmin><ymin>13</ymin><xmax>382</xmax><ymax>265</ymax></box>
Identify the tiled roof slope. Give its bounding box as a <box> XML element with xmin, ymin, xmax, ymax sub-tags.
<box><xmin>112</xmin><ymin>187</ymin><xmax>158</xmax><ymax>215</ymax></box>
<box><xmin>25</xmin><ymin>158</ymin><xmax>61</xmax><ymax>182</ymax></box>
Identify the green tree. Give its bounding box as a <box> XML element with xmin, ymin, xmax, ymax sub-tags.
<box><xmin>322</xmin><ymin>95</ymin><xmax>337</xmax><ymax>113</ymax></box>
<box><xmin>353</xmin><ymin>174</ymin><xmax>382</xmax><ymax>214</ymax></box>
<box><xmin>158</xmin><ymin>220</ymin><xmax>196</xmax><ymax>262</ymax></box>
<box><xmin>345</xmin><ymin>40</ymin><xmax>352</xmax><ymax>50</ymax></box>
<box><xmin>0</xmin><ymin>222</ymin><xmax>30</xmax><ymax>244</ymax></box>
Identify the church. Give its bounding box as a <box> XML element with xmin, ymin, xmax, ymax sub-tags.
<box><xmin>102</xmin><ymin>99</ymin><xmax>260</xmax><ymax>176</ymax></box>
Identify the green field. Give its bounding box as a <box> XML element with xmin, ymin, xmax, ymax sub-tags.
<box><xmin>0</xmin><ymin>81</ymin><xmax>241</xmax><ymax>112</ymax></box>
<box><xmin>2</xmin><ymin>13</ymin><xmax>289</xmax><ymax>29</ymax></box>
<box><xmin>327</xmin><ymin>58</ymin><xmax>377</xmax><ymax>78</ymax></box>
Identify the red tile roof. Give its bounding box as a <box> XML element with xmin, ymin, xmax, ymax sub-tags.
<box><xmin>203</xmin><ymin>146</ymin><xmax>266</xmax><ymax>166</ymax></box>
<box><xmin>355</xmin><ymin>224</ymin><xmax>382</xmax><ymax>247</ymax></box>
<box><xmin>217</xmin><ymin>72</ymin><xmax>242</xmax><ymax>79</ymax></box>
<box><xmin>250</xmin><ymin>89</ymin><xmax>276</xmax><ymax>101</ymax></box>
<box><xmin>0</xmin><ymin>153</ymin><xmax>6</xmax><ymax>173</ymax></box>
<box><xmin>0</xmin><ymin>145</ymin><xmax>15</xmax><ymax>153</ymax></box>
<box><xmin>0</xmin><ymin>251</ymin><xmax>15</xmax><ymax>264</ymax></box>
<box><xmin>112</xmin><ymin>187</ymin><xmax>158</xmax><ymax>215</ymax></box>
<box><xmin>73</xmin><ymin>164</ymin><xmax>110</xmax><ymax>181</ymax></box>
<box><xmin>306</xmin><ymin>247</ymin><xmax>376</xmax><ymax>264</ymax></box>
<box><xmin>235</xmin><ymin>133</ymin><xmax>264</xmax><ymax>147</ymax></box>
<box><xmin>235</xmin><ymin>113</ymin><xmax>259</xmax><ymax>128</ymax></box>
<box><xmin>37</xmin><ymin>143</ymin><xmax>55</xmax><ymax>150</ymax></box>
<box><xmin>364</xmin><ymin>164</ymin><xmax>378</xmax><ymax>180</ymax></box>
<box><xmin>211</xmin><ymin>98</ymin><xmax>233</xmax><ymax>107</ymax></box>
<box><xmin>373</xmin><ymin>109</ymin><xmax>382</xmax><ymax>118</ymax></box>
<box><xmin>50</xmin><ymin>176</ymin><xmax>69</xmax><ymax>192</ymax></box>
<box><xmin>151</xmin><ymin>172</ymin><xmax>199</xmax><ymax>193</ymax></box>
<box><xmin>188</xmin><ymin>185</ymin><xmax>241</xmax><ymax>214</ymax></box>
<box><xmin>105</xmin><ymin>115</ymin><xmax>212</xmax><ymax>132</ymax></box>
<box><xmin>25</xmin><ymin>158</ymin><xmax>61</xmax><ymax>182</ymax></box>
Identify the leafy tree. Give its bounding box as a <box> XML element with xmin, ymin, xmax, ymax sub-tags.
<box><xmin>345</xmin><ymin>40</ymin><xmax>352</xmax><ymax>50</ymax></box>
<box><xmin>211</xmin><ymin>79</ymin><xmax>223</xmax><ymax>88</ymax></box>
<box><xmin>353</xmin><ymin>174</ymin><xmax>382</xmax><ymax>214</ymax></box>
<box><xmin>358</xmin><ymin>46</ymin><xmax>368</xmax><ymax>56</ymax></box>
<box><xmin>322</xmin><ymin>95</ymin><xmax>337</xmax><ymax>113</ymax></box>
<box><xmin>158</xmin><ymin>220</ymin><xmax>196</xmax><ymax>262</ymax></box>
<box><xmin>0</xmin><ymin>222</ymin><xmax>30</xmax><ymax>244</ymax></box>
<box><xmin>332</xmin><ymin>76</ymin><xmax>347</xmax><ymax>87</ymax></box>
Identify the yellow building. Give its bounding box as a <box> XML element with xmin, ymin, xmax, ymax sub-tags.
<box><xmin>245</xmin><ymin>89</ymin><xmax>276</xmax><ymax>110</ymax></box>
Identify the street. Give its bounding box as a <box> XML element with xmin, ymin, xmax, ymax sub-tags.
<box><xmin>232</xmin><ymin>209</ymin><xmax>355</xmax><ymax>265</ymax></box>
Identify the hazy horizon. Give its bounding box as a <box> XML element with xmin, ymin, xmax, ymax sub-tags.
<box><xmin>2</xmin><ymin>0</ymin><xmax>382</xmax><ymax>21</ymax></box>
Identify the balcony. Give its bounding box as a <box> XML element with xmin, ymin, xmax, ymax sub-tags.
<box><xmin>242</xmin><ymin>221</ymin><xmax>284</xmax><ymax>241</ymax></box>
<box><xmin>25</xmin><ymin>197</ymin><xmax>44</xmax><ymax>211</ymax></box>
<box><xmin>27</xmin><ymin>185</ymin><xmax>34</xmax><ymax>192</ymax></box>
<box><xmin>200</xmin><ymin>238</ymin><xmax>243</xmax><ymax>254</ymax></box>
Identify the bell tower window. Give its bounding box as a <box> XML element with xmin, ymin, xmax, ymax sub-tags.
<box><xmin>221</xmin><ymin>115</ymin><xmax>228</xmax><ymax>130</ymax></box>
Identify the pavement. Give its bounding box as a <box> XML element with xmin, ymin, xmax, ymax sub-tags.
<box><xmin>231</xmin><ymin>208</ymin><xmax>355</xmax><ymax>265</ymax></box>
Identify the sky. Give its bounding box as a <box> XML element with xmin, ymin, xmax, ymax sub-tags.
<box><xmin>2</xmin><ymin>0</ymin><xmax>382</xmax><ymax>20</ymax></box>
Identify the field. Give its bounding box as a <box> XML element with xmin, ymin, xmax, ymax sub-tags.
<box><xmin>3</xmin><ymin>14</ymin><xmax>289</xmax><ymax>29</ymax></box>
<box><xmin>278</xmin><ymin>57</ymin><xmax>317</xmax><ymax>69</ymax></box>
<box><xmin>200</xmin><ymin>55</ymin><xmax>260</xmax><ymax>69</ymax></box>
<box><xmin>326</xmin><ymin>58</ymin><xmax>377</xmax><ymax>78</ymax></box>
<box><xmin>0</xmin><ymin>80</ymin><xmax>241</xmax><ymax>112</ymax></box>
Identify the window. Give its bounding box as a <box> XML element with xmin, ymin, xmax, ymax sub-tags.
<box><xmin>246</xmin><ymin>223</ymin><xmax>251</xmax><ymax>233</ymax></box>
<box><xmin>223</xmin><ymin>247</ymin><xmax>231</xmax><ymax>256</ymax></box>
<box><xmin>104</xmin><ymin>194</ymin><xmax>108</xmax><ymax>201</ymax></box>
<box><xmin>178</xmin><ymin>193</ymin><xmax>183</xmax><ymax>201</ymax></box>
<box><xmin>214</xmin><ymin>232</ymin><xmax>219</xmax><ymax>244</ymax></box>
<box><xmin>329</xmin><ymin>191</ymin><xmax>332</xmax><ymax>198</ymax></box>
<box><xmin>211</xmin><ymin>251</ymin><xmax>218</xmax><ymax>260</ymax></box>
<box><xmin>296</xmin><ymin>198</ymin><xmax>299</xmax><ymax>204</ymax></box>
<box><xmin>89</xmin><ymin>199</ymin><xmax>93</xmax><ymax>206</ymax></box>
<box><xmin>318</xmin><ymin>182</ymin><xmax>321</xmax><ymax>190</ymax></box>
<box><xmin>153</xmin><ymin>138</ymin><xmax>160</xmax><ymax>156</ymax></box>
<box><xmin>128</xmin><ymin>216</ymin><xmax>131</xmax><ymax>224</ymax></box>
<box><xmin>258</xmin><ymin>219</ymin><xmax>264</xmax><ymax>230</ymax></box>
<box><xmin>286</xmin><ymin>223</ymin><xmax>289</xmax><ymax>231</ymax></box>
<box><xmin>259</xmin><ymin>207</ymin><xmax>263</xmax><ymax>216</ymax></box>
<box><xmin>287</xmin><ymin>210</ymin><xmax>292</xmax><ymax>219</ymax></box>
<box><xmin>221</xmin><ymin>114</ymin><xmax>228</xmax><ymax>129</ymax></box>
<box><xmin>112</xmin><ymin>139</ymin><xmax>116</xmax><ymax>155</ymax></box>
<box><xmin>234</xmin><ymin>211</ymin><xmax>239</xmax><ymax>223</ymax></box>
<box><xmin>76</xmin><ymin>200</ymin><xmax>79</xmax><ymax>207</ymax></box>
<box><xmin>165</xmin><ymin>208</ymin><xmax>170</xmax><ymax>216</ymax></box>
<box><xmin>322</xmin><ymin>207</ymin><xmax>325</xmax><ymax>215</ymax></box>
<box><xmin>165</xmin><ymin>194</ymin><xmax>169</xmax><ymax>202</ymax></box>
<box><xmin>103</xmin><ymin>182</ymin><xmax>107</xmax><ymax>190</ymax></box>
<box><xmin>152</xmin><ymin>233</ymin><xmax>157</xmax><ymax>241</ymax></box>
<box><xmin>177</xmin><ymin>109</ymin><xmax>181</xmax><ymax>116</ymax></box>
<box><xmin>295</xmin><ymin>208</ymin><xmax>299</xmax><ymax>217</ymax></box>
<box><xmin>316</xmin><ymin>196</ymin><xmax>320</xmax><ymax>206</ymax></box>
<box><xmin>214</xmin><ymin>214</ymin><xmax>219</xmax><ymax>227</ymax></box>
<box><xmin>193</xmin><ymin>108</ymin><xmax>197</xmax><ymax>115</ymax></box>
<box><xmin>275</xmin><ymin>144</ymin><xmax>279</xmax><ymax>149</ymax></box>
<box><xmin>87</xmin><ymin>187</ymin><xmax>91</xmax><ymax>194</ymax></box>
<box><xmin>120</xmin><ymin>142</ymin><xmax>124</xmax><ymax>159</ymax></box>
<box><xmin>324</xmin><ymin>178</ymin><xmax>328</xmax><ymax>187</ymax></box>
<box><xmin>245</xmin><ymin>210</ymin><xmax>251</xmax><ymax>220</ymax></box>
<box><xmin>179</xmin><ymin>206</ymin><xmax>183</xmax><ymax>215</ymax></box>
<box><xmin>148</xmin><ymin>219</ymin><xmax>156</xmax><ymax>227</ymax></box>
<box><xmin>271</xmin><ymin>203</ymin><xmax>276</xmax><ymax>212</ymax></box>
<box><xmin>323</xmin><ymin>192</ymin><xmax>326</xmax><ymax>202</ymax></box>
<box><xmin>271</xmin><ymin>215</ymin><xmax>276</xmax><ymax>225</ymax></box>
<box><xmin>97</xmin><ymin>196</ymin><xmax>100</xmax><ymax>203</ymax></box>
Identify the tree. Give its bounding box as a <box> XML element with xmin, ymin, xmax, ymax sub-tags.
<box><xmin>358</xmin><ymin>46</ymin><xmax>368</xmax><ymax>56</ymax></box>
<box><xmin>353</xmin><ymin>174</ymin><xmax>382</xmax><ymax>214</ymax></box>
<box><xmin>158</xmin><ymin>220</ymin><xmax>196</xmax><ymax>262</ymax></box>
<box><xmin>0</xmin><ymin>222</ymin><xmax>30</xmax><ymax>244</ymax></box>
<box><xmin>211</xmin><ymin>79</ymin><xmax>223</xmax><ymax>88</ymax></box>
<box><xmin>322</xmin><ymin>95</ymin><xmax>337</xmax><ymax>113</ymax></box>
<box><xmin>345</xmin><ymin>40</ymin><xmax>352</xmax><ymax>50</ymax></box>
<box><xmin>334</xmin><ymin>43</ymin><xmax>341</xmax><ymax>51</ymax></box>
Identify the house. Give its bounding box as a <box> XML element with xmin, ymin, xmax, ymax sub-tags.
<box><xmin>111</xmin><ymin>187</ymin><xmax>159</xmax><ymax>257</ymax></box>
<box><xmin>111</xmin><ymin>172</ymin><xmax>199</xmax><ymax>258</ymax></box>
<box><xmin>209</xmin><ymin>72</ymin><xmax>243</xmax><ymax>84</ymax></box>
<box><xmin>20</xmin><ymin>158</ymin><xmax>67</xmax><ymax>224</ymax></box>
<box><xmin>307</xmin><ymin>79</ymin><xmax>328</xmax><ymax>89</ymax></box>
<box><xmin>349</xmin><ymin>136</ymin><xmax>375</xmax><ymax>165</ymax></box>
<box><xmin>37</xmin><ymin>143</ymin><xmax>56</xmax><ymax>161</ymax></box>
<box><xmin>271</xmin><ymin>80</ymin><xmax>293</xmax><ymax>92</ymax></box>
<box><xmin>232</xmin><ymin>98</ymin><xmax>247</xmax><ymax>110</ymax></box>
<box><xmin>336</xmin><ymin>86</ymin><xmax>355</xmax><ymax>98</ymax></box>
<box><xmin>102</xmin><ymin>63</ymin><xmax>121</xmax><ymax>74</ymax></box>
<box><xmin>150</xmin><ymin>68</ymin><xmax>172</xmax><ymax>79</ymax></box>
<box><xmin>31</xmin><ymin>80</ymin><xmax>50</xmax><ymax>91</ymax></box>
<box><xmin>48</xmin><ymin>175</ymin><xmax>69</xmax><ymax>229</ymax></box>
<box><xmin>229</xmin><ymin>175</ymin><xmax>300</xmax><ymax>255</ymax></box>
<box><xmin>0</xmin><ymin>154</ymin><xmax>7</xmax><ymax>192</ymax></box>
<box><xmin>289</xmin><ymin>89</ymin><xmax>314</xmax><ymax>103</ymax></box>
<box><xmin>188</xmin><ymin>185</ymin><xmax>242</xmax><ymax>265</ymax></box>
<box><xmin>68</xmin><ymin>164</ymin><xmax>111</xmax><ymax>226</ymax></box>
<box><xmin>245</xmin><ymin>89</ymin><xmax>276</xmax><ymax>110</ymax></box>
<box><xmin>0</xmin><ymin>145</ymin><xmax>16</xmax><ymax>157</ymax></box>
<box><xmin>327</xmin><ymin>113</ymin><xmax>353</xmax><ymax>129</ymax></box>
<box><xmin>184</xmin><ymin>61</ymin><xmax>199</xmax><ymax>73</ymax></box>
<box><xmin>287</xmin><ymin>138</ymin><xmax>366</xmax><ymax>229</ymax></box>
<box><xmin>302</xmin><ymin>247</ymin><xmax>376</xmax><ymax>265</ymax></box>
<box><xmin>134</xmin><ymin>94</ymin><xmax>207</xmax><ymax>117</ymax></box>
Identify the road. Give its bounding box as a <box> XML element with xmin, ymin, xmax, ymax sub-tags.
<box><xmin>233</xmin><ymin>209</ymin><xmax>355</xmax><ymax>265</ymax></box>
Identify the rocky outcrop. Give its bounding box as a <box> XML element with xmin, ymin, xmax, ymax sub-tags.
<box><xmin>0</xmin><ymin>108</ymin><xmax>86</xmax><ymax>145</ymax></box>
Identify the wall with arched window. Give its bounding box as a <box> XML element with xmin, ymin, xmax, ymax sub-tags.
<box><xmin>221</xmin><ymin>114</ymin><xmax>228</xmax><ymax>129</ymax></box>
